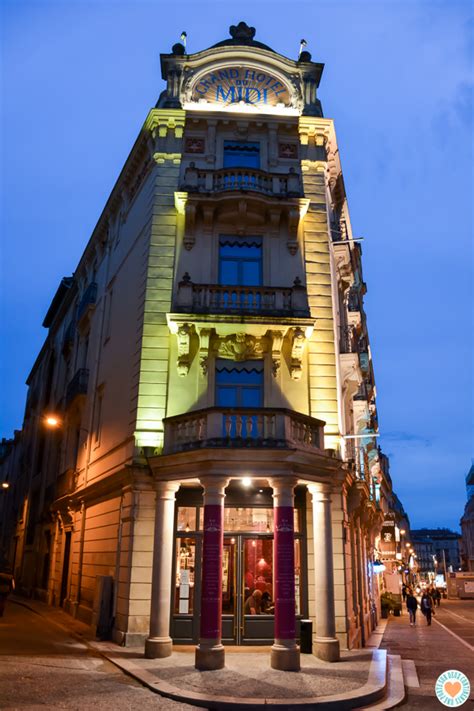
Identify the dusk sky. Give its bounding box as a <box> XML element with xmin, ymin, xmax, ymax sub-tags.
<box><xmin>1</xmin><ymin>1</ymin><xmax>472</xmax><ymax>530</ymax></box>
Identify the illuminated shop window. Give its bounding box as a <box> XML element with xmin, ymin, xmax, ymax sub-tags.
<box><xmin>174</xmin><ymin>537</ymin><xmax>195</xmax><ymax>614</ymax></box>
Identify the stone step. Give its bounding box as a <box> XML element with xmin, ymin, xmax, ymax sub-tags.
<box><xmin>357</xmin><ymin>654</ymin><xmax>405</xmax><ymax>710</ymax></box>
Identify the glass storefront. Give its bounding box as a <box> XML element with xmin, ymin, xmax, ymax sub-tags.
<box><xmin>172</xmin><ymin>489</ymin><xmax>307</xmax><ymax>644</ymax></box>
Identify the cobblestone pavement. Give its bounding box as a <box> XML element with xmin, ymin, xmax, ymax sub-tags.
<box><xmin>0</xmin><ymin>599</ymin><xmax>200</xmax><ymax>710</ymax></box>
<box><xmin>380</xmin><ymin>598</ymin><xmax>474</xmax><ymax>709</ymax></box>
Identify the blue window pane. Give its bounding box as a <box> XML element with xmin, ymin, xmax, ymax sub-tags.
<box><xmin>216</xmin><ymin>386</ymin><xmax>238</xmax><ymax>407</ymax></box>
<box><xmin>220</xmin><ymin>244</ymin><xmax>262</xmax><ymax>259</ymax></box>
<box><xmin>241</xmin><ymin>388</ymin><xmax>262</xmax><ymax>407</ymax></box>
<box><xmin>220</xmin><ymin>260</ymin><xmax>239</xmax><ymax>285</ymax></box>
<box><xmin>223</xmin><ymin>141</ymin><xmax>260</xmax><ymax>169</ymax></box>
<box><xmin>242</xmin><ymin>261</ymin><xmax>261</xmax><ymax>285</ymax></box>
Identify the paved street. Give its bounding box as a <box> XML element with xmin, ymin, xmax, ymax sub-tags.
<box><xmin>380</xmin><ymin>598</ymin><xmax>474</xmax><ymax>709</ymax></box>
<box><xmin>0</xmin><ymin>599</ymin><xmax>199</xmax><ymax>710</ymax></box>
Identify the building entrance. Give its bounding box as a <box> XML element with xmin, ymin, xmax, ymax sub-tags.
<box><xmin>171</xmin><ymin>488</ymin><xmax>306</xmax><ymax>645</ymax></box>
<box><xmin>222</xmin><ymin>535</ymin><xmax>274</xmax><ymax>644</ymax></box>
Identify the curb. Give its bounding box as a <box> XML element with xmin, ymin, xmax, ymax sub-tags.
<box><xmin>91</xmin><ymin>642</ymin><xmax>387</xmax><ymax>710</ymax></box>
<box><xmin>11</xmin><ymin>598</ymin><xmax>387</xmax><ymax>710</ymax></box>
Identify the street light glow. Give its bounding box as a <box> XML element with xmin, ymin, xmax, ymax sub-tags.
<box><xmin>1</xmin><ymin>482</ymin><xmax>9</xmax><ymax>489</ymax></box>
<box><xmin>242</xmin><ymin>477</ymin><xmax>252</xmax><ymax>488</ymax></box>
<box><xmin>44</xmin><ymin>415</ymin><xmax>61</xmax><ymax>428</ymax></box>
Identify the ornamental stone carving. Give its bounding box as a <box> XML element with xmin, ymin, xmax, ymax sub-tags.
<box><xmin>269</xmin><ymin>330</ymin><xmax>284</xmax><ymax>377</ymax></box>
<box><xmin>290</xmin><ymin>327</ymin><xmax>306</xmax><ymax>380</ymax></box>
<box><xmin>177</xmin><ymin>324</ymin><xmax>192</xmax><ymax>376</ymax></box>
<box><xmin>215</xmin><ymin>333</ymin><xmax>266</xmax><ymax>361</ymax></box>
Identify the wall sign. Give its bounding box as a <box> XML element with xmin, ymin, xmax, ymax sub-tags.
<box><xmin>191</xmin><ymin>66</ymin><xmax>291</xmax><ymax>107</ymax></box>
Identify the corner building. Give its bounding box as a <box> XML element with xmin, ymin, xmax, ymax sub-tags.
<box><xmin>2</xmin><ymin>23</ymin><xmax>397</xmax><ymax>671</ymax></box>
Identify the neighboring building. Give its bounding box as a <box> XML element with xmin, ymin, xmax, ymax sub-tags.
<box><xmin>411</xmin><ymin>528</ymin><xmax>462</xmax><ymax>580</ymax></box>
<box><xmin>1</xmin><ymin>22</ymin><xmax>408</xmax><ymax>671</ymax></box>
<box><xmin>460</xmin><ymin>462</ymin><xmax>474</xmax><ymax>571</ymax></box>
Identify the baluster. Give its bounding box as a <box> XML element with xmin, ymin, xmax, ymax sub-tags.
<box><xmin>224</xmin><ymin>414</ymin><xmax>232</xmax><ymax>439</ymax></box>
<box><xmin>267</xmin><ymin>414</ymin><xmax>275</xmax><ymax>439</ymax></box>
<box><xmin>256</xmin><ymin>415</ymin><xmax>263</xmax><ymax>439</ymax></box>
<box><xmin>242</xmin><ymin>415</ymin><xmax>249</xmax><ymax>439</ymax></box>
<box><xmin>235</xmin><ymin>414</ymin><xmax>242</xmax><ymax>438</ymax></box>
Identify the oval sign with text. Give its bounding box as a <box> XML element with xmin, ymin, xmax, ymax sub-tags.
<box><xmin>191</xmin><ymin>66</ymin><xmax>291</xmax><ymax>107</ymax></box>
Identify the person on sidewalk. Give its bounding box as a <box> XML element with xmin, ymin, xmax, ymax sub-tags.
<box><xmin>406</xmin><ymin>589</ymin><xmax>418</xmax><ymax>626</ymax></box>
<box><xmin>402</xmin><ymin>583</ymin><xmax>407</xmax><ymax>603</ymax></box>
<box><xmin>433</xmin><ymin>587</ymin><xmax>441</xmax><ymax>607</ymax></box>
<box><xmin>421</xmin><ymin>591</ymin><xmax>434</xmax><ymax>625</ymax></box>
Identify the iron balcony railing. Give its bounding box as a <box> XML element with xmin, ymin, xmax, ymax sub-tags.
<box><xmin>77</xmin><ymin>282</ymin><xmax>98</xmax><ymax>323</ymax></box>
<box><xmin>65</xmin><ymin>368</ymin><xmax>89</xmax><ymax>408</ymax></box>
<box><xmin>163</xmin><ymin>407</ymin><xmax>325</xmax><ymax>456</ymax></box>
<box><xmin>181</xmin><ymin>165</ymin><xmax>302</xmax><ymax>197</ymax></box>
<box><xmin>175</xmin><ymin>277</ymin><xmax>309</xmax><ymax>317</ymax></box>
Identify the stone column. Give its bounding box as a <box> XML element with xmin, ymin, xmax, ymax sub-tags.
<box><xmin>269</xmin><ymin>476</ymin><xmax>300</xmax><ymax>671</ymax></box>
<box><xmin>308</xmin><ymin>483</ymin><xmax>340</xmax><ymax>662</ymax></box>
<box><xmin>145</xmin><ymin>480</ymin><xmax>180</xmax><ymax>658</ymax></box>
<box><xmin>195</xmin><ymin>477</ymin><xmax>229</xmax><ymax>671</ymax></box>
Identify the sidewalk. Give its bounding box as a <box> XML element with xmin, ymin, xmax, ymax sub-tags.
<box><xmin>9</xmin><ymin>597</ymin><xmax>387</xmax><ymax>710</ymax></box>
<box><xmin>380</xmin><ymin>607</ymin><xmax>474</xmax><ymax>709</ymax></box>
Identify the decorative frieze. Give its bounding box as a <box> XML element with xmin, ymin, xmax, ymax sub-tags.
<box><xmin>214</xmin><ymin>333</ymin><xmax>267</xmax><ymax>361</ymax></box>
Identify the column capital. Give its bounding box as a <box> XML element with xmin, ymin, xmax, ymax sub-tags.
<box><xmin>307</xmin><ymin>481</ymin><xmax>332</xmax><ymax>501</ymax></box>
<box><xmin>269</xmin><ymin>476</ymin><xmax>298</xmax><ymax>508</ymax></box>
<box><xmin>199</xmin><ymin>476</ymin><xmax>230</xmax><ymax>504</ymax></box>
<box><xmin>154</xmin><ymin>480</ymin><xmax>180</xmax><ymax>499</ymax></box>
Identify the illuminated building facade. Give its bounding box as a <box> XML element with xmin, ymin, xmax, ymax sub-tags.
<box><xmin>0</xmin><ymin>23</ymin><xmax>406</xmax><ymax>670</ymax></box>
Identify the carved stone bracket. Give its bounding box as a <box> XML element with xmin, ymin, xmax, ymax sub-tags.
<box><xmin>177</xmin><ymin>323</ymin><xmax>192</xmax><ymax>376</ymax></box>
<box><xmin>184</xmin><ymin>203</ymin><xmax>196</xmax><ymax>250</ymax></box>
<box><xmin>287</xmin><ymin>207</ymin><xmax>300</xmax><ymax>255</ymax></box>
<box><xmin>267</xmin><ymin>207</ymin><xmax>281</xmax><ymax>238</ymax></box>
<box><xmin>198</xmin><ymin>328</ymin><xmax>212</xmax><ymax>375</ymax></box>
<box><xmin>215</xmin><ymin>333</ymin><xmax>267</xmax><ymax>361</ymax></box>
<box><xmin>269</xmin><ymin>330</ymin><xmax>284</xmax><ymax>377</ymax></box>
<box><xmin>290</xmin><ymin>327</ymin><xmax>306</xmax><ymax>380</ymax></box>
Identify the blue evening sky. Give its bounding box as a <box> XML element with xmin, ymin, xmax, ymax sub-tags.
<box><xmin>1</xmin><ymin>0</ymin><xmax>472</xmax><ymax>530</ymax></box>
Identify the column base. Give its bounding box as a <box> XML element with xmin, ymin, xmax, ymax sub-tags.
<box><xmin>195</xmin><ymin>641</ymin><xmax>225</xmax><ymax>670</ymax></box>
<box><xmin>144</xmin><ymin>636</ymin><xmax>173</xmax><ymax>659</ymax></box>
<box><xmin>271</xmin><ymin>641</ymin><xmax>301</xmax><ymax>671</ymax></box>
<box><xmin>314</xmin><ymin>636</ymin><xmax>340</xmax><ymax>662</ymax></box>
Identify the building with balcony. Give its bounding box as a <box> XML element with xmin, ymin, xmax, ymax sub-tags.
<box><xmin>1</xmin><ymin>22</ymin><xmax>408</xmax><ymax>671</ymax></box>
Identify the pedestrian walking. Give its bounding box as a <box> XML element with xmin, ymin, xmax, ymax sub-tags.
<box><xmin>433</xmin><ymin>587</ymin><xmax>441</xmax><ymax>607</ymax></box>
<box><xmin>402</xmin><ymin>583</ymin><xmax>407</xmax><ymax>602</ymax></box>
<box><xmin>420</xmin><ymin>591</ymin><xmax>434</xmax><ymax>625</ymax></box>
<box><xmin>406</xmin><ymin>589</ymin><xmax>418</xmax><ymax>626</ymax></box>
<box><xmin>0</xmin><ymin>567</ymin><xmax>15</xmax><ymax>617</ymax></box>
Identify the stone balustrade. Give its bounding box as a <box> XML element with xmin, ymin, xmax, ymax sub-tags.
<box><xmin>181</xmin><ymin>165</ymin><xmax>302</xmax><ymax>197</ymax></box>
<box><xmin>176</xmin><ymin>279</ymin><xmax>309</xmax><ymax>317</ymax></box>
<box><xmin>163</xmin><ymin>407</ymin><xmax>325</xmax><ymax>455</ymax></box>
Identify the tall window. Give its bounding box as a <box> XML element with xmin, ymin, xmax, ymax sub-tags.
<box><xmin>219</xmin><ymin>237</ymin><xmax>262</xmax><ymax>286</ymax></box>
<box><xmin>216</xmin><ymin>361</ymin><xmax>263</xmax><ymax>408</ymax></box>
<box><xmin>223</xmin><ymin>141</ymin><xmax>260</xmax><ymax>169</ymax></box>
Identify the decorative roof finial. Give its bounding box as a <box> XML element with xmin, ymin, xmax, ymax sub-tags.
<box><xmin>229</xmin><ymin>22</ymin><xmax>256</xmax><ymax>42</ymax></box>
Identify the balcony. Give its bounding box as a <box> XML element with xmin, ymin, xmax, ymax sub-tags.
<box><xmin>181</xmin><ymin>165</ymin><xmax>302</xmax><ymax>197</ymax></box>
<box><xmin>77</xmin><ymin>282</ymin><xmax>98</xmax><ymax>324</ymax></box>
<box><xmin>65</xmin><ymin>368</ymin><xmax>89</xmax><ymax>408</ymax></box>
<box><xmin>163</xmin><ymin>407</ymin><xmax>324</xmax><ymax>456</ymax></box>
<box><xmin>175</xmin><ymin>275</ymin><xmax>309</xmax><ymax>318</ymax></box>
<box><xmin>61</xmin><ymin>319</ymin><xmax>75</xmax><ymax>355</ymax></box>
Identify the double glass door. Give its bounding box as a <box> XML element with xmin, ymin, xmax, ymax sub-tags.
<box><xmin>222</xmin><ymin>535</ymin><xmax>275</xmax><ymax>645</ymax></box>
